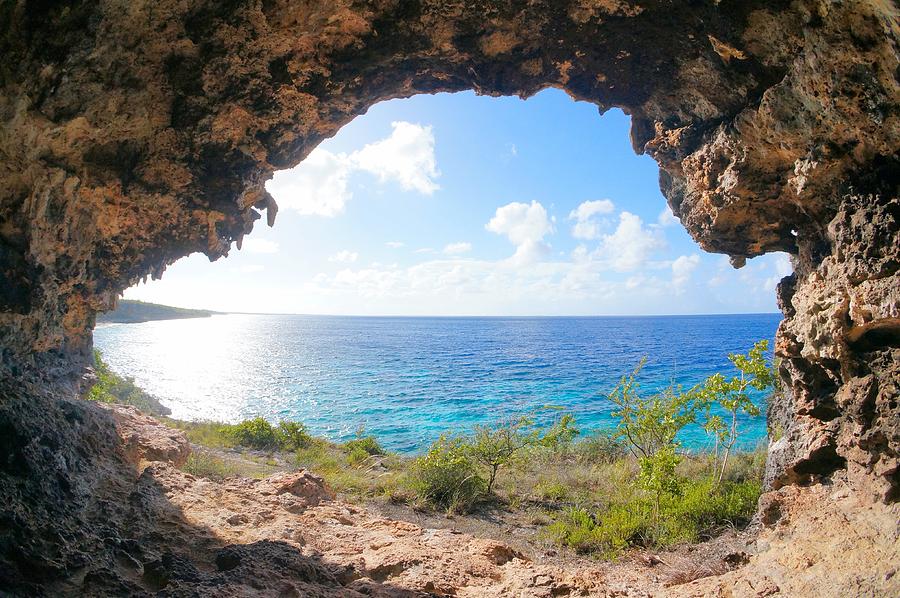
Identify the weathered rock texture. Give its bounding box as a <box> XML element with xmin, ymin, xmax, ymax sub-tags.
<box><xmin>0</xmin><ymin>0</ymin><xmax>898</xmax><ymax>594</ymax></box>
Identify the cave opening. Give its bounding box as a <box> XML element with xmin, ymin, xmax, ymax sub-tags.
<box><xmin>93</xmin><ymin>89</ymin><xmax>789</xmax><ymax>454</ymax></box>
<box><xmin>3</xmin><ymin>1</ymin><xmax>898</xmax><ymax>592</ymax></box>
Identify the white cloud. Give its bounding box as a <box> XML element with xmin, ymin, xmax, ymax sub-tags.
<box><xmin>773</xmin><ymin>253</ymin><xmax>792</xmax><ymax>277</ymax></box>
<box><xmin>487</xmin><ymin>199</ymin><xmax>553</xmax><ymax>242</ymax></box>
<box><xmin>265</xmin><ymin>121</ymin><xmax>439</xmax><ymax>217</ymax></box>
<box><xmin>241</xmin><ymin>238</ymin><xmax>279</xmax><ymax>254</ymax></box>
<box><xmin>762</xmin><ymin>253</ymin><xmax>794</xmax><ymax>292</ymax></box>
<box><xmin>658</xmin><ymin>206</ymin><xmax>678</xmax><ymax>227</ymax></box>
<box><xmin>598</xmin><ymin>211</ymin><xmax>666</xmax><ymax>272</ymax></box>
<box><xmin>328</xmin><ymin>250</ymin><xmax>359</xmax><ymax>263</ymax></box>
<box><xmin>671</xmin><ymin>254</ymin><xmax>700</xmax><ymax>290</ymax></box>
<box><xmin>352</xmin><ymin>121</ymin><xmax>440</xmax><ymax>194</ymax></box>
<box><xmin>568</xmin><ymin>199</ymin><xmax>615</xmax><ymax>240</ymax></box>
<box><xmin>234</xmin><ymin>264</ymin><xmax>264</xmax><ymax>273</ymax></box>
<box><xmin>265</xmin><ymin>148</ymin><xmax>353</xmax><ymax>217</ymax></box>
<box><xmin>415</xmin><ymin>247</ymin><xmax>435</xmax><ymax>254</ymax></box>
<box><xmin>486</xmin><ymin>201</ymin><xmax>555</xmax><ymax>265</ymax></box>
<box><xmin>443</xmin><ymin>242</ymin><xmax>472</xmax><ymax>255</ymax></box>
<box><xmin>386</xmin><ymin>241</ymin><xmax>405</xmax><ymax>248</ymax></box>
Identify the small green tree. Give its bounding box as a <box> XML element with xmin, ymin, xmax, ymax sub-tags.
<box><xmin>538</xmin><ymin>412</ymin><xmax>580</xmax><ymax>450</ymax></box>
<box><xmin>276</xmin><ymin>421</ymin><xmax>312</xmax><ymax>450</ymax></box>
<box><xmin>470</xmin><ymin>410</ymin><xmax>579</xmax><ymax>495</ymax></box>
<box><xmin>470</xmin><ymin>415</ymin><xmax>538</xmax><ymax>494</ymax></box>
<box><xmin>698</xmin><ymin>340</ymin><xmax>774</xmax><ymax>485</ymax></box>
<box><xmin>608</xmin><ymin>360</ymin><xmax>698</xmax><ymax>538</ymax></box>
<box><xmin>411</xmin><ymin>433</ymin><xmax>484</xmax><ymax>513</ymax></box>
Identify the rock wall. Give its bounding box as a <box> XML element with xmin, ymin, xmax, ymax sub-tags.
<box><xmin>0</xmin><ymin>0</ymin><xmax>897</xmax><ymax>571</ymax></box>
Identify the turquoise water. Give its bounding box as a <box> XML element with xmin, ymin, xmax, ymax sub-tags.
<box><xmin>93</xmin><ymin>313</ymin><xmax>781</xmax><ymax>453</ymax></box>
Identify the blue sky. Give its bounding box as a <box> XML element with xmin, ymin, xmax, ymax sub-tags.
<box><xmin>124</xmin><ymin>89</ymin><xmax>791</xmax><ymax>315</ymax></box>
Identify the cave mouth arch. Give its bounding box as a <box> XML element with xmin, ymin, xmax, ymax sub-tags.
<box><xmin>0</xmin><ymin>0</ymin><xmax>895</xmax><ymax>497</ymax></box>
<box><xmin>1</xmin><ymin>0</ymin><xmax>898</xmax><ymax>593</ymax></box>
<box><xmin>99</xmin><ymin>88</ymin><xmax>789</xmax><ymax>452</ymax></box>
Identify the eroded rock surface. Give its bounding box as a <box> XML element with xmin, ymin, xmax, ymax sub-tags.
<box><xmin>0</xmin><ymin>0</ymin><xmax>898</xmax><ymax>595</ymax></box>
<box><xmin>99</xmin><ymin>403</ymin><xmax>191</xmax><ymax>466</ymax></box>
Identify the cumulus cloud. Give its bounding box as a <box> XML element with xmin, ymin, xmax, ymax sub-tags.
<box><xmin>266</xmin><ymin>148</ymin><xmax>353</xmax><ymax>217</ymax></box>
<box><xmin>443</xmin><ymin>242</ymin><xmax>472</xmax><ymax>255</ymax></box>
<box><xmin>352</xmin><ymin>121</ymin><xmax>440</xmax><ymax>194</ymax></box>
<box><xmin>241</xmin><ymin>238</ymin><xmax>280</xmax><ymax>254</ymax></box>
<box><xmin>265</xmin><ymin>121</ymin><xmax>439</xmax><ymax>217</ymax></box>
<box><xmin>658</xmin><ymin>206</ymin><xmax>678</xmax><ymax>227</ymax></box>
<box><xmin>762</xmin><ymin>253</ymin><xmax>794</xmax><ymax>292</ymax></box>
<box><xmin>328</xmin><ymin>250</ymin><xmax>359</xmax><ymax>263</ymax></box>
<box><xmin>568</xmin><ymin>199</ymin><xmax>615</xmax><ymax>240</ymax></box>
<box><xmin>486</xmin><ymin>200</ymin><xmax>554</xmax><ymax>263</ymax></box>
<box><xmin>671</xmin><ymin>254</ymin><xmax>700</xmax><ymax>290</ymax></box>
<box><xmin>598</xmin><ymin>212</ymin><xmax>666</xmax><ymax>272</ymax></box>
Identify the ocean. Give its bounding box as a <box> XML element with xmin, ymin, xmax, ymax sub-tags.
<box><xmin>93</xmin><ymin>313</ymin><xmax>781</xmax><ymax>453</ymax></box>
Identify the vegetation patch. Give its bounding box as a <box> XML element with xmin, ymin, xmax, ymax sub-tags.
<box><xmin>87</xmin><ymin>350</ymin><xmax>171</xmax><ymax>416</ymax></box>
<box><xmin>86</xmin><ymin>340</ymin><xmax>774</xmax><ymax>560</ymax></box>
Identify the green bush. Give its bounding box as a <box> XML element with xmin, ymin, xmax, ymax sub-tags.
<box><xmin>182</xmin><ymin>452</ymin><xmax>239</xmax><ymax>481</ymax></box>
<box><xmin>410</xmin><ymin>433</ymin><xmax>484</xmax><ymax>513</ymax></box>
<box><xmin>344</xmin><ymin>434</ymin><xmax>384</xmax><ymax>457</ymax></box>
<box><xmin>574</xmin><ymin>431</ymin><xmax>627</xmax><ymax>464</ymax></box>
<box><xmin>546</xmin><ymin>476</ymin><xmax>761</xmax><ymax>557</ymax></box>
<box><xmin>277</xmin><ymin>421</ymin><xmax>313</xmax><ymax>450</ymax></box>
<box><xmin>228</xmin><ymin>417</ymin><xmax>279</xmax><ymax>450</ymax></box>
<box><xmin>87</xmin><ymin>350</ymin><xmax>171</xmax><ymax>416</ymax></box>
<box><xmin>534</xmin><ymin>480</ymin><xmax>569</xmax><ymax>502</ymax></box>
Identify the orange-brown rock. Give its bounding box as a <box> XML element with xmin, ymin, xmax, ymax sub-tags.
<box><xmin>0</xmin><ymin>0</ymin><xmax>898</xmax><ymax>595</ymax></box>
<box><xmin>99</xmin><ymin>403</ymin><xmax>191</xmax><ymax>466</ymax></box>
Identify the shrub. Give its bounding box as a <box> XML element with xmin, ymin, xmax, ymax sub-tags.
<box><xmin>470</xmin><ymin>415</ymin><xmax>538</xmax><ymax>494</ymax></box>
<box><xmin>545</xmin><ymin>475</ymin><xmax>762</xmax><ymax>557</ymax></box>
<box><xmin>182</xmin><ymin>452</ymin><xmax>239</xmax><ymax>481</ymax></box>
<box><xmin>344</xmin><ymin>434</ymin><xmax>384</xmax><ymax>457</ymax></box>
<box><xmin>87</xmin><ymin>350</ymin><xmax>171</xmax><ymax>416</ymax></box>
<box><xmin>228</xmin><ymin>417</ymin><xmax>279</xmax><ymax>450</ymax></box>
<box><xmin>538</xmin><ymin>412</ymin><xmax>580</xmax><ymax>450</ymax></box>
<box><xmin>277</xmin><ymin>421</ymin><xmax>312</xmax><ymax>450</ymax></box>
<box><xmin>410</xmin><ymin>433</ymin><xmax>484</xmax><ymax>513</ymax></box>
<box><xmin>573</xmin><ymin>430</ymin><xmax>627</xmax><ymax>464</ymax></box>
<box><xmin>534</xmin><ymin>480</ymin><xmax>569</xmax><ymax>502</ymax></box>
<box><xmin>697</xmin><ymin>339</ymin><xmax>775</xmax><ymax>485</ymax></box>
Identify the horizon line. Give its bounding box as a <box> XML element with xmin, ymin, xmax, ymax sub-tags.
<box><xmin>223</xmin><ymin>311</ymin><xmax>782</xmax><ymax>318</ymax></box>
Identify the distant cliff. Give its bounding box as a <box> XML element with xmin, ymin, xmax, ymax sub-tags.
<box><xmin>97</xmin><ymin>300</ymin><xmax>216</xmax><ymax>324</ymax></box>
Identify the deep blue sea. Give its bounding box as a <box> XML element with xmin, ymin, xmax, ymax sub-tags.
<box><xmin>93</xmin><ymin>313</ymin><xmax>781</xmax><ymax>453</ymax></box>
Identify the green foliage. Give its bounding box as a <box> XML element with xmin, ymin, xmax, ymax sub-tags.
<box><xmin>277</xmin><ymin>421</ymin><xmax>313</xmax><ymax>450</ymax></box>
<box><xmin>86</xmin><ymin>350</ymin><xmax>171</xmax><ymax>416</ymax></box>
<box><xmin>534</xmin><ymin>480</ymin><xmax>570</xmax><ymax>501</ymax></box>
<box><xmin>470</xmin><ymin>415</ymin><xmax>538</xmax><ymax>494</ymax></box>
<box><xmin>608</xmin><ymin>361</ymin><xmax>698</xmax><ymax>460</ymax></box>
<box><xmin>228</xmin><ymin>417</ymin><xmax>280</xmax><ymax>449</ymax></box>
<box><xmin>697</xmin><ymin>340</ymin><xmax>775</xmax><ymax>484</ymax></box>
<box><xmin>573</xmin><ymin>430</ymin><xmax>627</xmax><ymax>464</ymax></box>
<box><xmin>165</xmin><ymin>417</ymin><xmax>311</xmax><ymax>452</ymax></box>
<box><xmin>344</xmin><ymin>433</ymin><xmax>385</xmax><ymax>458</ymax></box>
<box><xmin>410</xmin><ymin>433</ymin><xmax>485</xmax><ymax>513</ymax></box>
<box><xmin>539</xmin><ymin>412</ymin><xmax>580</xmax><ymax>449</ymax></box>
<box><xmin>342</xmin><ymin>427</ymin><xmax>385</xmax><ymax>467</ymax></box>
<box><xmin>608</xmin><ymin>363</ymin><xmax>699</xmax><ymax>535</ymax></box>
<box><xmin>545</xmin><ymin>478</ymin><xmax>761</xmax><ymax>557</ymax></box>
<box><xmin>182</xmin><ymin>452</ymin><xmax>240</xmax><ymax>481</ymax></box>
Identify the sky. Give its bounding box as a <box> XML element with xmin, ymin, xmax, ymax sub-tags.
<box><xmin>124</xmin><ymin>89</ymin><xmax>792</xmax><ymax>316</ymax></box>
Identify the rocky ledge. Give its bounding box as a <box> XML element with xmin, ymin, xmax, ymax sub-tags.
<box><xmin>0</xmin><ymin>0</ymin><xmax>898</xmax><ymax>595</ymax></box>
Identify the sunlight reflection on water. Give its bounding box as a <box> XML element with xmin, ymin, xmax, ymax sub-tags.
<box><xmin>94</xmin><ymin>313</ymin><xmax>781</xmax><ymax>453</ymax></box>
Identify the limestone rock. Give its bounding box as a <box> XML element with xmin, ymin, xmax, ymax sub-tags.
<box><xmin>0</xmin><ymin>0</ymin><xmax>898</xmax><ymax>595</ymax></box>
<box><xmin>99</xmin><ymin>403</ymin><xmax>191</xmax><ymax>466</ymax></box>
